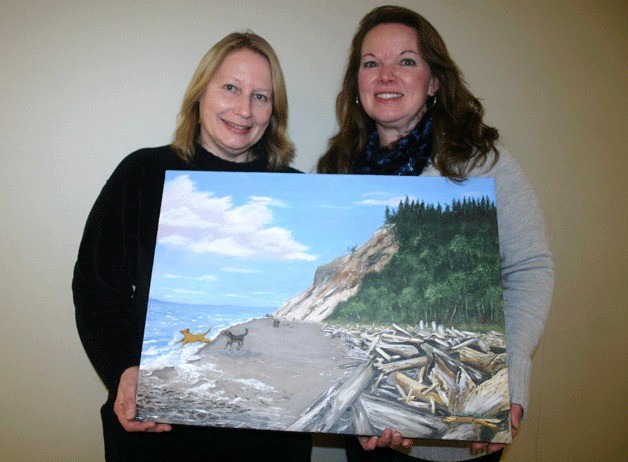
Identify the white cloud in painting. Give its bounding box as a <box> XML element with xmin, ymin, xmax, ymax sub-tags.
<box><xmin>164</xmin><ymin>274</ymin><xmax>182</xmax><ymax>279</ymax></box>
<box><xmin>157</xmin><ymin>174</ymin><xmax>316</xmax><ymax>261</ymax></box>
<box><xmin>249</xmin><ymin>196</ymin><xmax>287</xmax><ymax>208</ymax></box>
<box><xmin>197</xmin><ymin>274</ymin><xmax>218</xmax><ymax>281</ymax></box>
<box><xmin>356</xmin><ymin>193</ymin><xmax>417</xmax><ymax>207</ymax></box>
<box><xmin>224</xmin><ymin>293</ymin><xmax>248</xmax><ymax>299</ymax></box>
<box><xmin>172</xmin><ymin>288</ymin><xmax>205</xmax><ymax>295</ymax></box>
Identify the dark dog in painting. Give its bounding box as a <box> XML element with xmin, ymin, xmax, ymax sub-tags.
<box><xmin>223</xmin><ymin>328</ymin><xmax>248</xmax><ymax>350</ymax></box>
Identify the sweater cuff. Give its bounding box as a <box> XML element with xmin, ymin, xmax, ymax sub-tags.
<box><xmin>507</xmin><ymin>350</ymin><xmax>532</xmax><ymax>413</ymax></box>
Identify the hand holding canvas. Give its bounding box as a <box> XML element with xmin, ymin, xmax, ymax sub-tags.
<box><xmin>358</xmin><ymin>427</ymin><xmax>414</xmax><ymax>451</ymax></box>
<box><xmin>114</xmin><ymin>366</ymin><xmax>173</xmax><ymax>433</ymax></box>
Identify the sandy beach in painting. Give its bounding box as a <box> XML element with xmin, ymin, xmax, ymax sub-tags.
<box><xmin>136</xmin><ymin>317</ymin><xmax>357</xmax><ymax>430</ymax></box>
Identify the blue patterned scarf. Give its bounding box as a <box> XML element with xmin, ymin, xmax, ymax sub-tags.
<box><xmin>352</xmin><ymin>111</ymin><xmax>433</xmax><ymax>176</ymax></box>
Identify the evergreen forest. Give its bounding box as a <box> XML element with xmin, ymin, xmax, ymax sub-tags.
<box><xmin>328</xmin><ymin>196</ymin><xmax>503</xmax><ymax>331</ymax></box>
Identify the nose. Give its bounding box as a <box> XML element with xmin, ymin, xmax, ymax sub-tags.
<box><xmin>235</xmin><ymin>94</ymin><xmax>252</xmax><ymax>118</ymax></box>
<box><xmin>378</xmin><ymin>63</ymin><xmax>396</xmax><ymax>83</ymax></box>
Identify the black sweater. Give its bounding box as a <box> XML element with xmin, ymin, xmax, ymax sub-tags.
<box><xmin>73</xmin><ymin>144</ymin><xmax>299</xmax><ymax>393</ymax></box>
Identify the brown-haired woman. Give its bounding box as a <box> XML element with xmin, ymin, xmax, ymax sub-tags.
<box><xmin>319</xmin><ymin>6</ymin><xmax>553</xmax><ymax>462</ymax></box>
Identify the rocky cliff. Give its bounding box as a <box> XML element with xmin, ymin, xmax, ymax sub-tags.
<box><xmin>273</xmin><ymin>225</ymin><xmax>398</xmax><ymax>322</ymax></box>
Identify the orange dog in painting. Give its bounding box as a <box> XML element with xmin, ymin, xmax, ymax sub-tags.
<box><xmin>176</xmin><ymin>328</ymin><xmax>212</xmax><ymax>346</ymax></box>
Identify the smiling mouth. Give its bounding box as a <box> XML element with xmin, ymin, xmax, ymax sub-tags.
<box><xmin>376</xmin><ymin>93</ymin><xmax>403</xmax><ymax>100</ymax></box>
<box><xmin>223</xmin><ymin>120</ymin><xmax>251</xmax><ymax>133</ymax></box>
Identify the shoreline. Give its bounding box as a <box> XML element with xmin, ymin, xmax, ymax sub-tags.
<box><xmin>137</xmin><ymin>317</ymin><xmax>358</xmax><ymax>428</ymax></box>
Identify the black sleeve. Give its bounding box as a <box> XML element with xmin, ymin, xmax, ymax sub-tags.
<box><xmin>73</xmin><ymin>156</ymin><xmax>143</xmax><ymax>393</ymax></box>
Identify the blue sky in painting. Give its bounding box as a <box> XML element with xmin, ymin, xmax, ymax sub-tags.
<box><xmin>148</xmin><ymin>171</ymin><xmax>496</xmax><ymax>307</ymax></box>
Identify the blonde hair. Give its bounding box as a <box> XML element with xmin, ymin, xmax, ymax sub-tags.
<box><xmin>173</xmin><ymin>32</ymin><xmax>294</xmax><ymax>169</ymax></box>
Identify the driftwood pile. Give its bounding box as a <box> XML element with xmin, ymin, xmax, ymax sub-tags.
<box><xmin>289</xmin><ymin>322</ymin><xmax>512</xmax><ymax>443</ymax></box>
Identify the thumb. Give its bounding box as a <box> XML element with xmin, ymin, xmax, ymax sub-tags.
<box><xmin>119</xmin><ymin>367</ymin><xmax>139</xmax><ymax>420</ymax></box>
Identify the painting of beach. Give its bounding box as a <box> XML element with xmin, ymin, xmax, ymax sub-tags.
<box><xmin>136</xmin><ymin>171</ymin><xmax>511</xmax><ymax>443</ymax></box>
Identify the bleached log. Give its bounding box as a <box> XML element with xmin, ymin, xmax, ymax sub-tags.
<box><xmin>365</xmin><ymin>335</ymin><xmax>380</xmax><ymax>356</ymax></box>
<box><xmin>376</xmin><ymin>355</ymin><xmax>430</xmax><ymax>373</ymax></box>
<box><xmin>406</xmin><ymin>400</ymin><xmax>431</xmax><ymax>410</ymax></box>
<box><xmin>457</xmin><ymin>347</ymin><xmax>507</xmax><ymax>374</ymax></box>
<box><xmin>349</xmin><ymin>396</ymin><xmax>374</xmax><ymax>435</ymax></box>
<box><xmin>427</xmin><ymin>336</ymin><xmax>450</xmax><ymax>348</ymax></box>
<box><xmin>454</xmin><ymin>365</ymin><xmax>475</xmax><ymax>405</ymax></box>
<box><xmin>375</xmin><ymin>346</ymin><xmax>392</xmax><ymax>361</ymax></box>
<box><xmin>288</xmin><ymin>360</ymin><xmax>375</xmax><ymax>432</ymax></box>
<box><xmin>395</xmin><ymin>372</ymin><xmax>446</xmax><ymax>409</ymax></box>
<box><xmin>440</xmin><ymin>421</ymin><xmax>480</xmax><ymax>441</ymax></box>
<box><xmin>490</xmin><ymin>428</ymin><xmax>512</xmax><ymax>444</ymax></box>
<box><xmin>357</xmin><ymin>394</ymin><xmax>449</xmax><ymax>438</ymax></box>
<box><xmin>443</xmin><ymin>415</ymin><xmax>501</xmax><ymax>430</ymax></box>
<box><xmin>450</xmin><ymin>337</ymin><xmax>481</xmax><ymax>351</ymax></box>
<box><xmin>441</xmin><ymin>416</ymin><xmax>511</xmax><ymax>443</ymax></box>
<box><xmin>424</xmin><ymin>343</ymin><xmax>485</xmax><ymax>383</ymax></box>
<box><xmin>455</xmin><ymin>368</ymin><xmax>510</xmax><ymax>416</ymax></box>
<box><xmin>430</xmin><ymin>357</ymin><xmax>457</xmax><ymax>412</ymax></box>
<box><xmin>378</xmin><ymin>343</ymin><xmax>421</xmax><ymax>358</ymax></box>
<box><xmin>482</xmin><ymin>333</ymin><xmax>507</xmax><ymax>352</ymax></box>
<box><xmin>392</xmin><ymin>323</ymin><xmax>413</xmax><ymax>337</ymax></box>
<box><xmin>380</xmin><ymin>334</ymin><xmax>424</xmax><ymax>345</ymax></box>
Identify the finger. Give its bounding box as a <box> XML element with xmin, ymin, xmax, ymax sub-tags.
<box><xmin>510</xmin><ymin>403</ymin><xmax>523</xmax><ymax>436</ymax></box>
<box><xmin>146</xmin><ymin>423</ymin><xmax>172</xmax><ymax>433</ymax></box>
<box><xmin>487</xmin><ymin>443</ymin><xmax>505</xmax><ymax>453</ymax></box>
<box><xmin>124</xmin><ymin>395</ymin><xmax>136</xmax><ymax>420</ymax></box>
<box><xmin>114</xmin><ymin>394</ymin><xmax>136</xmax><ymax>424</ymax></box>
<box><xmin>471</xmin><ymin>442</ymin><xmax>486</xmax><ymax>451</ymax></box>
<box><xmin>114</xmin><ymin>394</ymin><xmax>130</xmax><ymax>427</ymax></box>
<box><xmin>121</xmin><ymin>383</ymin><xmax>137</xmax><ymax>421</ymax></box>
<box><xmin>121</xmin><ymin>419</ymin><xmax>156</xmax><ymax>432</ymax></box>
<box><xmin>376</xmin><ymin>428</ymin><xmax>393</xmax><ymax>447</ymax></box>
<box><xmin>121</xmin><ymin>416</ymin><xmax>172</xmax><ymax>433</ymax></box>
<box><xmin>390</xmin><ymin>431</ymin><xmax>403</xmax><ymax>446</ymax></box>
<box><xmin>358</xmin><ymin>436</ymin><xmax>378</xmax><ymax>451</ymax></box>
<box><xmin>401</xmin><ymin>438</ymin><xmax>414</xmax><ymax>448</ymax></box>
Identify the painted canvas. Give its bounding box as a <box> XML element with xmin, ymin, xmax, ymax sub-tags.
<box><xmin>136</xmin><ymin>171</ymin><xmax>511</xmax><ymax>443</ymax></box>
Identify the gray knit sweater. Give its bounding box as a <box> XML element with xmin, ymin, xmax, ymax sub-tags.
<box><xmin>405</xmin><ymin>147</ymin><xmax>554</xmax><ymax>461</ymax></box>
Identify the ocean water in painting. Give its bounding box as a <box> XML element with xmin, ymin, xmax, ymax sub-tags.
<box><xmin>139</xmin><ymin>299</ymin><xmax>272</xmax><ymax>370</ymax></box>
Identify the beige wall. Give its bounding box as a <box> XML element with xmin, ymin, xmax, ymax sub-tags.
<box><xmin>1</xmin><ymin>1</ymin><xmax>625</xmax><ymax>460</ymax></box>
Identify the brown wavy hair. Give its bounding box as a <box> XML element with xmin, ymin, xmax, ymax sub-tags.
<box><xmin>317</xmin><ymin>5</ymin><xmax>498</xmax><ymax>179</ymax></box>
<box><xmin>172</xmin><ymin>32</ymin><xmax>294</xmax><ymax>170</ymax></box>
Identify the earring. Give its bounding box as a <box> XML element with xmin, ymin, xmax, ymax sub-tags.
<box><xmin>427</xmin><ymin>95</ymin><xmax>437</xmax><ymax>109</ymax></box>
<box><xmin>355</xmin><ymin>97</ymin><xmax>360</xmax><ymax>105</ymax></box>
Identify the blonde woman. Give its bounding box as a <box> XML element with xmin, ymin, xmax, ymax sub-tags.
<box><xmin>73</xmin><ymin>32</ymin><xmax>310</xmax><ymax>461</ymax></box>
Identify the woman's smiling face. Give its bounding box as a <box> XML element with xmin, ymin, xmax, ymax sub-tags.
<box><xmin>198</xmin><ymin>48</ymin><xmax>273</xmax><ymax>162</ymax></box>
<box><xmin>358</xmin><ymin>22</ymin><xmax>439</xmax><ymax>146</ymax></box>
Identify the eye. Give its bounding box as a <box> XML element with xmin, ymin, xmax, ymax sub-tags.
<box><xmin>362</xmin><ymin>60</ymin><xmax>378</xmax><ymax>68</ymax></box>
<box><xmin>223</xmin><ymin>84</ymin><xmax>236</xmax><ymax>92</ymax></box>
<box><xmin>401</xmin><ymin>58</ymin><xmax>416</xmax><ymax>66</ymax></box>
<box><xmin>252</xmin><ymin>93</ymin><xmax>272</xmax><ymax>106</ymax></box>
